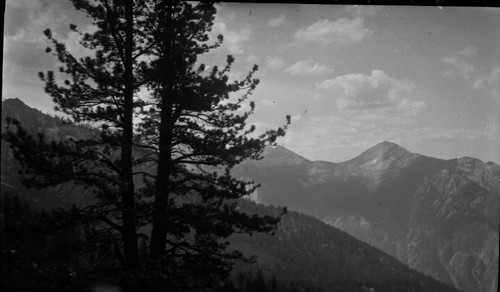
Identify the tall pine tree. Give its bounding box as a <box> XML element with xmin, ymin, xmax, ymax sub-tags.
<box><xmin>141</xmin><ymin>2</ymin><xmax>289</xmax><ymax>289</ymax></box>
<box><xmin>7</xmin><ymin>0</ymin><xmax>144</xmax><ymax>271</ymax></box>
<box><xmin>4</xmin><ymin>0</ymin><xmax>289</xmax><ymax>289</ymax></box>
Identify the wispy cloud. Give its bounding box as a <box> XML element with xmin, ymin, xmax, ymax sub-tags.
<box><xmin>6</xmin><ymin>2</ymin><xmax>68</xmax><ymax>45</ymax></box>
<box><xmin>246</xmin><ymin>54</ymin><xmax>258</xmax><ymax>63</ymax></box>
<box><xmin>295</xmin><ymin>17</ymin><xmax>372</xmax><ymax>45</ymax></box>
<box><xmin>473</xmin><ymin>66</ymin><xmax>500</xmax><ymax>101</ymax></box>
<box><xmin>443</xmin><ymin>55</ymin><xmax>476</xmax><ymax>80</ymax></box>
<box><xmin>212</xmin><ymin>21</ymin><xmax>251</xmax><ymax>54</ymax></box>
<box><xmin>443</xmin><ymin>46</ymin><xmax>500</xmax><ymax>101</ymax></box>
<box><xmin>317</xmin><ymin>70</ymin><xmax>424</xmax><ymax>115</ymax></box>
<box><xmin>457</xmin><ymin>45</ymin><xmax>476</xmax><ymax>57</ymax></box>
<box><xmin>268</xmin><ymin>15</ymin><xmax>287</xmax><ymax>27</ymax></box>
<box><xmin>284</xmin><ymin>60</ymin><xmax>334</xmax><ymax>76</ymax></box>
<box><xmin>265</xmin><ymin>56</ymin><xmax>286</xmax><ymax>70</ymax></box>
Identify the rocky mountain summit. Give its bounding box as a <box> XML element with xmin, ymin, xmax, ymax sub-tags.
<box><xmin>234</xmin><ymin>142</ymin><xmax>499</xmax><ymax>292</ymax></box>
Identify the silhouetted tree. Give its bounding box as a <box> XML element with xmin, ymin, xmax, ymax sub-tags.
<box><xmin>6</xmin><ymin>0</ymin><xmax>142</xmax><ymax>270</ymax></box>
<box><xmin>4</xmin><ymin>0</ymin><xmax>288</xmax><ymax>289</ymax></box>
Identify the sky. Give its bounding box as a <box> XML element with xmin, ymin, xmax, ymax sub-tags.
<box><xmin>3</xmin><ymin>1</ymin><xmax>500</xmax><ymax>163</ymax></box>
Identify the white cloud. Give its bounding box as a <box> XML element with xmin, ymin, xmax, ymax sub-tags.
<box><xmin>265</xmin><ymin>56</ymin><xmax>286</xmax><ymax>70</ymax></box>
<box><xmin>60</xmin><ymin>25</ymin><xmax>98</xmax><ymax>60</ymax></box>
<box><xmin>7</xmin><ymin>3</ymin><xmax>68</xmax><ymax>45</ymax></box>
<box><xmin>295</xmin><ymin>17</ymin><xmax>372</xmax><ymax>45</ymax></box>
<box><xmin>284</xmin><ymin>60</ymin><xmax>334</xmax><ymax>76</ymax></box>
<box><xmin>317</xmin><ymin>70</ymin><xmax>424</xmax><ymax>115</ymax></box>
<box><xmin>443</xmin><ymin>55</ymin><xmax>475</xmax><ymax>80</ymax></box>
<box><xmin>212</xmin><ymin>21</ymin><xmax>251</xmax><ymax>54</ymax></box>
<box><xmin>268</xmin><ymin>15</ymin><xmax>287</xmax><ymax>27</ymax></box>
<box><xmin>443</xmin><ymin>47</ymin><xmax>500</xmax><ymax>101</ymax></box>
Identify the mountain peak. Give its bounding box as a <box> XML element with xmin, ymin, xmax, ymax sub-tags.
<box><xmin>261</xmin><ymin>145</ymin><xmax>310</xmax><ymax>167</ymax></box>
<box><xmin>341</xmin><ymin>142</ymin><xmax>419</xmax><ymax>183</ymax></box>
<box><xmin>350</xmin><ymin>141</ymin><xmax>410</xmax><ymax>164</ymax></box>
<box><xmin>373</xmin><ymin>140</ymin><xmax>404</xmax><ymax>151</ymax></box>
<box><xmin>2</xmin><ymin>98</ymin><xmax>35</xmax><ymax>114</ymax></box>
<box><xmin>2</xmin><ymin>98</ymin><xmax>47</xmax><ymax>119</ymax></box>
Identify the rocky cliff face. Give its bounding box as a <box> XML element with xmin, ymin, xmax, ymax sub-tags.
<box><xmin>233</xmin><ymin>142</ymin><xmax>500</xmax><ymax>292</ymax></box>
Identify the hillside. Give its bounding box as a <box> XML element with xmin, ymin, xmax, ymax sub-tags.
<box><xmin>1</xmin><ymin>98</ymin><xmax>96</xmax><ymax>210</ymax></box>
<box><xmin>230</xmin><ymin>200</ymin><xmax>458</xmax><ymax>292</ymax></box>
<box><xmin>233</xmin><ymin>142</ymin><xmax>499</xmax><ymax>292</ymax></box>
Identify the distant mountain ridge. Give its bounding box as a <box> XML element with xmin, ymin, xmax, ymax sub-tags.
<box><xmin>234</xmin><ymin>142</ymin><xmax>499</xmax><ymax>292</ymax></box>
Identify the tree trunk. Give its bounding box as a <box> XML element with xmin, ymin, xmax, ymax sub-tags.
<box><xmin>121</xmin><ymin>0</ymin><xmax>140</xmax><ymax>270</ymax></box>
<box><xmin>150</xmin><ymin>0</ymin><xmax>174</xmax><ymax>260</ymax></box>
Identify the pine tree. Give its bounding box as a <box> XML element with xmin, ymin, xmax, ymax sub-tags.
<box><xmin>5</xmin><ymin>0</ymin><xmax>144</xmax><ymax>270</ymax></box>
<box><xmin>136</xmin><ymin>1</ymin><xmax>289</xmax><ymax>289</ymax></box>
<box><xmin>4</xmin><ymin>0</ymin><xmax>288</xmax><ymax>289</ymax></box>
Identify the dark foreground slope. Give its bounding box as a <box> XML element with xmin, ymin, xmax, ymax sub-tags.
<box><xmin>233</xmin><ymin>143</ymin><xmax>500</xmax><ymax>292</ymax></box>
<box><xmin>229</xmin><ymin>200</ymin><xmax>458</xmax><ymax>292</ymax></box>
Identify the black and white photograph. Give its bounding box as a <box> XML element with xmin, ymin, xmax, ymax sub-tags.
<box><xmin>1</xmin><ymin>1</ymin><xmax>499</xmax><ymax>291</ymax></box>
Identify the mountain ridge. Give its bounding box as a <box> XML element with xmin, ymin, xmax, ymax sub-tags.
<box><xmin>235</xmin><ymin>141</ymin><xmax>499</xmax><ymax>292</ymax></box>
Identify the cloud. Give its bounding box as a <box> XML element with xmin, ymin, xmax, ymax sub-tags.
<box><xmin>345</xmin><ymin>5</ymin><xmax>380</xmax><ymax>16</ymax></box>
<box><xmin>443</xmin><ymin>55</ymin><xmax>476</xmax><ymax>80</ymax></box>
<box><xmin>443</xmin><ymin>46</ymin><xmax>478</xmax><ymax>79</ymax></box>
<box><xmin>443</xmin><ymin>47</ymin><xmax>500</xmax><ymax>101</ymax></box>
<box><xmin>473</xmin><ymin>66</ymin><xmax>500</xmax><ymax>101</ymax></box>
<box><xmin>458</xmin><ymin>45</ymin><xmax>477</xmax><ymax>57</ymax></box>
<box><xmin>268</xmin><ymin>15</ymin><xmax>287</xmax><ymax>27</ymax></box>
<box><xmin>317</xmin><ymin>70</ymin><xmax>424</xmax><ymax>115</ymax></box>
<box><xmin>265</xmin><ymin>56</ymin><xmax>286</xmax><ymax>70</ymax></box>
<box><xmin>6</xmin><ymin>3</ymin><xmax>68</xmax><ymax>45</ymax></box>
<box><xmin>3</xmin><ymin>2</ymin><xmax>77</xmax><ymax>81</ymax></box>
<box><xmin>212</xmin><ymin>21</ymin><xmax>251</xmax><ymax>54</ymax></box>
<box><xmin>246</xmin><ymin>54</ymin><xmax>258</xmax><ymax>63</ymax></box>
<box><xmin>295</xmin><ymin>17</ymin><xmax>372</xmax><ymax>45</ymax></box>
<box><xmin>284</xmin><ymin>60</ymin><xmax>334</xmax><ymax>76</ymax></box>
